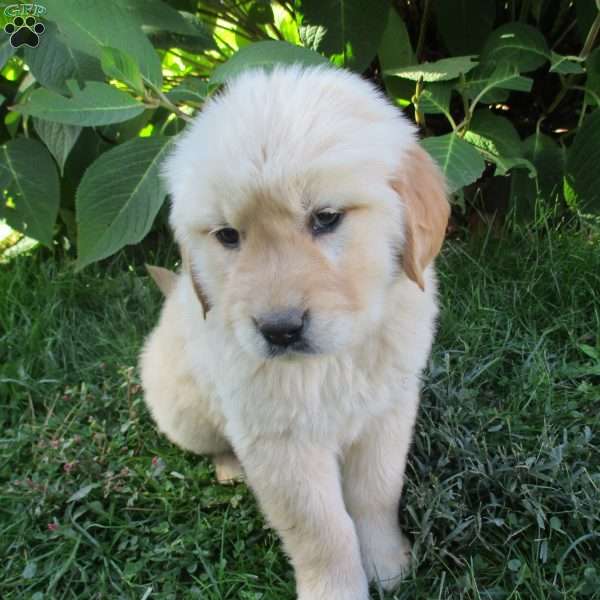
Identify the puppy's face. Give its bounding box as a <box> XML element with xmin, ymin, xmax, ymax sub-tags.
<box><xmin>166</xmin><ymin>67</ymin><xmax>448</xmax><ymax>359</ymax></box>
<box><xmin>203</xmin><ymin>179</ymin><xmax>400</xmax><ymax>358</ymax></box>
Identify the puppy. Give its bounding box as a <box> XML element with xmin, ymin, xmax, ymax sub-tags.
<box><xmin>140</xmin><ymin>65</ymin><xmax>449</xmax><ymax>599</ymax></box>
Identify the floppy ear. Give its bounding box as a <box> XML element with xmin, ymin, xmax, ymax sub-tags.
<box><xmin>391</xmin><ymin>144</ymin><xmax>450</xmax><ymax>291</ymax></box>
<box><xmin>145</xmin><ymin>264</ymin><xmax>177</xmax><ymax>297</ymax></box>
<box><xmin>181</xmin><ymin>248</ymin><xmax>211</xmax><ymax>319</ymax></box>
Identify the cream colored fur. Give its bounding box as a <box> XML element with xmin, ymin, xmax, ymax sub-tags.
<box><xmin>140</xmin><ymin>66</ymin><xmax>449</xmax><ymax>599</ymax></box>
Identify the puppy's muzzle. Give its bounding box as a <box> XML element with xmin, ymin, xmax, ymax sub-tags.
<box><xmin>254</xmin><ymin>309</ymin><xmax>309</xmax><ymax>352</ymax></box>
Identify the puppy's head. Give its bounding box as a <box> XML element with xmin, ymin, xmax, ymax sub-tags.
<box><xmin>165</xmin><ymin>66</ymin><xmax>449</xmax><ymax>359</ymax></box>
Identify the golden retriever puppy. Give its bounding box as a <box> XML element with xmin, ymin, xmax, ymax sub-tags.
<box><xmin>140</xmin><ymin>65</ymin><xmax>449</xmax><ymax>599</ymax></box>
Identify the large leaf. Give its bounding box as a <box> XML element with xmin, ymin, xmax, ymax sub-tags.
<box><xmin>512</xmin><ymin>132</ymin><xmax>564</xmax><ymax>217</ymax></box>
<box><xmin>566</xmin><ymin>110</ymin><xmax>600</xmax><ymax>213</ymax></box>
<box><xmin>421</xmin><ymin>134</ymin><xmax>486</xmax><ymax>193</ymax></box>
<box><xmin>24</xmin><ymin>22</ymin><xmax>104</xmax><ymax>94</ymax></box>
<box><xmin>481</xmin><ymin>23</ymin><xmax>549</xmax><ymax>73</ymax></box>
<box><xmin>76</xmin><ymin>136</ymin><xmax>175</xmax><ymax>269</ymax></box>
<box><xmin>379</xmin><ymin>9</ymin><xmax>416</xmax><ymax>108</ymax></box>
<box><xmin>435</xmin><ymin>0</ymin><xmax>496</xmax><ymax>55</ymax></box>
<box><xmin>464</xmin><ymin>111</ymin><xmax>535</xmax><ymax>177</ymax></box>
<box><xmin>523</xmin><ymin>133</ymin><xmax>564</xmax><ymax>197</ymax></box>
<box><xmin>127</xmin><ymin>0</ymin><xmax>214</xmax><ymax>45</ymax></box>
<box><xmin>167</xmin><ymin>79</ymin><xmax>209</xmax><ymax>104</ymax></box>
<box><xmin>0</xmin><ymin>38</ymin><xmax>16</xmax><ymax>70</ymax></box>
<box><xmin>211</xmin><ymin>41</ymin><xmax>328</xmax><ymax>84</ymax></box>
<box><xmin>550</xmin><ymin>52</ymin><xmax>585</xmax><ymax>74</ymax></box>
<box><xmin>464</xmin><ymin>111</ymin><xmax>523</xmax><ymax>159</ymax></box>
<box><xmin>377</xmin><ymin>8</ymin><xmax>415</xmax><ymax>70</ymax></box>
<box><xmin>300</xmin><ymin>0</ymin><xmax>389</xmax><ymax>72</ymax></box>
<box><xmin>586</xmin><ymin>47</ymin><xmax>600</xmax><ymax>106</ymax></box>
<box><xmin>14</xmin><ymin>82</ymin><xmax>146</xmax><ymax>127</ymax></box>
<box><xmin>386</xmin><ymin>56</ymin><xmax>478</xmax><ymax>82</ymax></box>
<box><xmin>33</xmin><ymin>118</ymin><xmax>82</xmax><ymax>175</ymax></box>
<box><xmin>101</xmin><ymin>47</ymin><xmax>144</xmax><ymax>94</ymax></box>
<box><xmin>42</xmin><ymin>0</ymin><xmax>162</xmax><ymax>87</ymax></box>
<box><xmin>0</xmin><ymin>139</ymin><xmax>60</xmax><ymax>246</ymax></box>
<box><xmin>460</xmin><ymin>63</ymin><xmax>533</xmax><ymax>103</ymax></box>
<box><xmin>417</xmin><ymin>83</ymin><xmax>453</xmax><ymax>115</ymax></box>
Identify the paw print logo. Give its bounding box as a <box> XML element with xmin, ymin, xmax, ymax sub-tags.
<box><xmin>4</xmin><ymin>15</ymin><xmax>45</xmax><ymax>48</ymax></box>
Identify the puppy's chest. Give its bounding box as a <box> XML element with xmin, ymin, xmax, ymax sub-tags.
<box><xmin>213</xmin><ymin>351</ymin><xmax>416</xmax><ymax>443</ymax></box>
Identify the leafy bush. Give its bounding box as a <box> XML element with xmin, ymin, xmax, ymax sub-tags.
<box><xmin>0</xmin><ymin>0</ymin><xmax>598</xmax><ymax>266</ymax></box>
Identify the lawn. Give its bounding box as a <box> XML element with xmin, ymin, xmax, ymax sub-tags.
<box><xmin>1</xmin><ymin>230</ymin><xmax>599</xmax><ymax>599</ymax></box>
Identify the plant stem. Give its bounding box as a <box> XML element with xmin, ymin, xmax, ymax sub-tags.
<box><xmin>581</xmin><ymin>10</ymin><xmax>600</xmax><ymax>59</ymax></box>
<box><xmin>416</xmin><ymin>0</ymin><xmax>431</xmax><ymax>62</ymax></box>
<box><xmin>546</xmin><ymin>11</ymin><xmax>600</xmax><ymax>115</ymax></box>
<box><xmin>145</xmin><ymin>82</ymin><xmax>194</xmax><ymax>123</ymax></box>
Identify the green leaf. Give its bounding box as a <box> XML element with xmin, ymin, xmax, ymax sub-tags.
<box><xmin>460</xmin><ymin>63</ymin><xmax>533</xmax><ymax>103</ymax></box>
<box><xmin>43</xmin><ymin>0</ymin><xmax>162</xmax><ymax>87</ymax></box>
<box><xmin>76</xmin><ymin>136</ymin><xmax>175</xmax><ymax>269</ymax></box>
<box><xmin>101</xmin><ymin>47</ymin><xmax>145</xmax><ymax>94</ymax></box>
<box><xmin>127</xmin><ymin>0</ymin><xmax>214</xmax><ymax>44</ymax></box>
<box><xmin>585</xmin><ymin>48</ymin><xmax>600</xmax><ymax>106</ymax></box>
<box><xmin>550</xmin><ymin>52</ymin><xmax>585</xmax><ymax>74</ymax></box>
<box><xmin>0</xmin><ymin>38</ymin><xmax>16</xmax><ymax>70</ymax></box>
<box><xmin>378</xmin><ymin>9</ymin><xmax>416</xmax><ymax>108</ymax></box>
<box><xmin>465</xmin><ymin>111</ymin><xmax>523</xmax><ymax>159</ymax></box>
<box><xmin>0</xmin><ymin>138</ymin><xmax>60</xmax><ymax>246</ymax></box>
<box><xmin>482</xmin><ymin>23</ymin><xmax>549</xmax><ymax>73</ymax></box>
<box><xmin>417</xmin><ymin>83</ymin><xmax>453</xmax><ymax>115</ymax></box>
<box><xmin>33</xmin><ymin>118</ymin><xmax>82</xmax><ymax>175</ymax></box>
<box><xmin>167</xmin><ymin>79</ymin><xmax>209</xmax><ymax>104</ymax></box>
<box><xmin>386</xmin><ymin>56</ymin><xmax>478</xmax><ymax>82</ymax></box>
<box><xmin>299</xmin><ymin>24</ymin><xmax>328</xmax><ymax>51</ymax></box>
<box><xmin>211</xmin><ymin>41</ymin><xmax>328</xmax><ymax>85</ymax></box>
<box><xmin>421</xmin><ymin>133</ymin><xmax>486</xmax><ymax>193</ymax></box>
<box><xmin>14</xmin><ymin>82</ymin><xmax>146</xmax><ymax>127</ymax></box>
<box><xmin>464</xmin><ymin>111</ymin><xmax>535</xmax><ymax>177</ymax></box>
<box><xmin>566</xmin><ymin>110</ymin><xmax>600</xmax><ymax>213</ymax></box>
<box><xmin>24</xmin><ymin>22</ymin><xmax>104</xmax><ymax>94</ymax></box>
<box><xmin>435</xmin><ymin>0</ymin><xmax>496</xmax><ymax>55</ymax></box>
<box><xmin>100</xmin><ymin>111</ymin><xmax>154</xmax><ymax>144</ymax></box>
<box><xmin>490</xmin><ymin>156</ymin><xmax>537</xmax><ymax>177</ymax></box>
<box><xmin>300</xmin><ymin>0</ymin><xmax>390</xmax><ymax>72</ymax></box>
<box><xmin>523</xmin><ymin>132</ymin><xmax>564</xmax><ymax>196</ymax></box>
<box><xmin>378</xmin><ymin>8</ymin><xmax>415</xmax><ymax>71</ymax></box>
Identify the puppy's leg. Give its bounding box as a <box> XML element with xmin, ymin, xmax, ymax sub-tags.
<box><xmin>237</xmin><ymin>438</ymin><xmax>369</xmax><ymax>600</ymax></box>
<box><xmin>342</xmin><ymin>398</ymin><xmax>418</xmax><ymax>592</ymax></box>
<box><xmin>140</xmin><ymin>323</ymin><xmax>231</xmax><ymax>458</ymax></box>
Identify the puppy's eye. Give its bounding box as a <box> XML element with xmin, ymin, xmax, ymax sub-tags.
<box><xmin>311</xmin><ymin>209</ymin><xmax>343</xmax><ymax>235</ymax></box>
<box><xmin>213</xmin><ymin>227</ymin><xmax>240</xmax><ymax>249</ymax></box>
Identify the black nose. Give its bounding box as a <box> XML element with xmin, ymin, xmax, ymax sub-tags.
<box><xmin>256</xmin><ymin>309</ymin><xmax>307</xmax><ymax>348</ymax></box>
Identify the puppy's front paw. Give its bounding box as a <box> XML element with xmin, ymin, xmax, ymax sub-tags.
<box><xmin>358</xmin><ymin>523</ymin><xmax>412</xmax><ymax>591</ymax></box>
<box><xmin>213</xmin><ymin>452</ymin><xmax>243</xmax><ymax>484</ymax></box>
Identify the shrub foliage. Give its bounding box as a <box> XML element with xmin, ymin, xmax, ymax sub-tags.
<box><xmin>0</xmin><ymin>0</ymin><xmax>598</xmax><ymax>265</ymax></box>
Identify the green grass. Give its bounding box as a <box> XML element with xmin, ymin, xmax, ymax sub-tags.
<box><xmin>1</xmin><ymin>231</ymin><xmax>599</xmax><ymax>600</ymax></box>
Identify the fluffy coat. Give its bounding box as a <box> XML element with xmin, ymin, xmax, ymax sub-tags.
<box><xmin>140</xmin><ymin>66</ymin><xmax>449</xmax><ymax>599</ymax></box>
